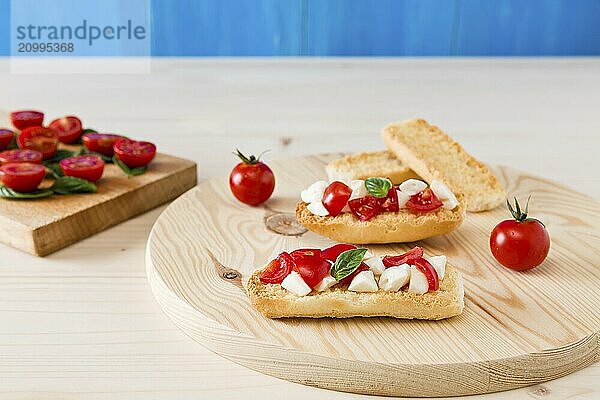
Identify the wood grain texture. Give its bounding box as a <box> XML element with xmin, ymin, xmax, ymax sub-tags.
<box><xmin>0</xmin><ymin>150</ymin><xmax>197</xmax><ymax>256</ymax></box>
<box><xmin>146</xmin><ymin>154</ymin><xmax>599</xmax><ymax>397</ymax></box>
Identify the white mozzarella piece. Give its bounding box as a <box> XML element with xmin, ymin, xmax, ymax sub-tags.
<box><xmin>396</xmin><ymin>189</ymin><xmax>412</xmax><ymax>208</ymax></box>
<box><xmin>427</xmin><ymin>255</ymin><xmax>446</xmax><ymax>280</ymax></box>
<box><xmin>378</xmin><ymin>264</ymin><xmax>410</xmax><ymax>291</ymax></box>
<box><xmin>364</xmin><ymin>256</ymin><xmax>385</xmax><ymax>275</ymax></box>
<box><xmin>301</xmin><ymin>180</ymin><xmax>328</xmax><ymax>203</ymax></box>
<box><xmin>430</xmin><ymin>180</ymin><xmax>459</xmax><ymax>210</ymax></box>
<box><xmin>281</xmin><ymin>271</ymin><xmax>312</xmax><ymax>296</ymax></box>
<box><xmin>398</xmin><ymin>179</ymin><xmax>428</xmax><ymax>195</ymax></box>
<box><xmin>348</xmin><ymin>270</ymin><xmax>378</xmax><ymax>292</ymax></box>
<box><xmin>307</xmin><ymin>201</ymin><xmax>329</xmax><ymax>216</ymax></box>
<box><xmin>313</xmin><ymin>275</ymin><xmax>337</xmax><ymax>292</ymax></box>
<box><xmin>408</xmin><ymin>265</ymin><xmax>429</xmax><ymax>294</ymax></box>
<box><xmin>348</xmin><ymin>180</ymin><xmax>368</xmax><ymax>201</ymax></box>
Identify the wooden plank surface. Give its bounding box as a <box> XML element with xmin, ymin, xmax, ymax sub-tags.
<box><xmin>0</xmin><ymin>58</ymin><xmax>598</xmax><ymax>399</ymax></box>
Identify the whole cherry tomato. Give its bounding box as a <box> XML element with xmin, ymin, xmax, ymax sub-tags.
<box><xmin>290</xmin><ymin>249</ymin><xmax>331</xmax><ymax>288</ymax></box>
<box><xmin>322</xmin><ymin>181</ymin><xmax>351</xmax><ymax>217</ymax></box>
<box><xmin>259</xmin><ymin>252</ymin><xmax>295</xmax><ymax>284</ymax></box>
<box><xmin>10</xmin><ymin>110</ymin><xmax>44</xmax><ymax>130</ymax></box>
<box><xmin>17</xmin><ymin>126</ymin><xmax>59</xmax><ymax>160</ymax></box>
<box><xmin>0</xmin><ymin>162</ymin><xmax>46</xmax><ymax>192</ymax></box>
<box><xmin>405</xmin><ymin>188</ymin><xmax>443</xmax><ymax>213</ymax></box>
<box><xmin>490</xmin><ymin>197</ymin><xmax>550</xmax><ymax>271</ymax></box>
<box><xmin>113</xmin><ymin>139</ymin><xmax>156</xmax><ymax>168</ymax></box>
<box><xmin>49</xmin><ymin>116</ymin><xmax>83</xmax><ymax>144</ymax></box>
<box><xmin>229</xmin><ymin>149</ymin><xmax>275</xmax><ymax>206</ymax></box>
<box><xmin>0</xmin><ymin>129</ymin><xmax>15</xmax><ymax>151</ymax></box>
<box><xmin>60</xmin><ymin>155</ymin><xmax>105</xmax><ymax>182</ymax></box>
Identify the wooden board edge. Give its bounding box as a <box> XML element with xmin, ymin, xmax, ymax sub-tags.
<box><xmin>32</xmin><ymin>162</ymin><xmax>197</xmax><ymax>256</ymax></box>
<box><xmin>0</xmin><ymin>213</ymin><xmax>36</xmax><ymax>255</ymax></box>
<box><xmin>145</xmin><ymin>233</ymin><xmax>599</xmax><ymax>397</ymax></box>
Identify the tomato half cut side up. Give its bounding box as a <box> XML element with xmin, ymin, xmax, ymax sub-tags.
<box><xmin>259</xmin><ymin>252</ymin><xmax>295</xmax><ymax>284</ymax></box>
<box><xmin>290</xmin><ymin>249</ymin><xmax>330</xmax><ymax>288</ymax></box>
<box><xmin>60</xmin><ymin>155</ymin><xmax>105</xmax><ymax>182</ymax></box>
<box><xmin>405</xmin><ymin>188</ymin><xmax>443</xmax><ymax>213</ymax></box>
<box><xmin>10</xmin><ymin>110</ymin><xmax>44</xmax><ymax>130</ymax></box>
<box><xmin>49</xmin><ymin>116</ymin><xmax>83</xmax><ymax>144</ymax></box>
<box><xmin>113</xmin><ymin>139</ymin><xmax>157</xmax><ymax>168</ymax></box>
<box><xmin>0</xmin><ymin>129</ymin><xmax>14</xmax><ymax>151</ymax></box>
<box><xmin>382</xmin><ymin>246</ymin><xmax>424</xmax><ymax>267</ymax></box>
<box><xmin>17</xmin><ymin>127</ymin><xmax>59</xmax><ymax>160</ymax></box>
<box><xmin>82</xmin><ymin>133</ymin><xmax>123</xmax><ymax>156</ymax></box>
<box><xmin>322</xmin><ymin>181</ymin><xmax>352</xmax><ymax>217</ymax></box>
<box><xmin>413</xmin><ymin>257</ymin><xmax>439</xmax><ymax>292</ymax></box>
<box><xmin>0</xmin><ymin>150</ymin><xmax>43</xmax><ymax>165</ymax></box>
<box><xmin>322</xmin><ymin>243</ymin><xmax>357</xmax><ymax>262</ymax></box>
<box><xmin>0</xmin><ymin>162</ymin><xmax>46</xmax><ymax>193</ymax></box>
<box><xmin>348</xmin><ymin>195</ymin><xmax>382</xmax><ymax>221</ymax></box>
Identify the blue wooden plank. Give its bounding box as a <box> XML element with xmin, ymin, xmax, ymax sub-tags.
<box><xmin>456</xmin><ymin>0</ymin><xmax>600</xmax><ymax>55</ymax></box>
<box><xmin>303</xmin><ymin>0</ymin><xmax>458</xmax><ymax>56</ymax></box>
<box><xmin>0</xmin><ymin>0</ymin><xmax>8</xmax><ymax>56</ymax></box>
<box><xmin>150</xmin><ymin>0</ymin><xmax>303</xmax><ymax>55</ymax></box>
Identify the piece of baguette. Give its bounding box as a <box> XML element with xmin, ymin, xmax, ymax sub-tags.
<box><xmin>326</xmin><ymin>150</ymin><xmax>420</xmax><ymax>184</ymax></box>
<box><xmin>382</xmin><ymin>119</ymin><xmax>505</xmax><ymax>212</ymax></box>
<box><xmin>247</xmin><ymin>264</ymin><xmax>464</xmax><ymax>319</ymax></box>
<box><xmin>295</xmin><ymin>198</ymin><xmax>465</xmax><ymax>244</ymax></box>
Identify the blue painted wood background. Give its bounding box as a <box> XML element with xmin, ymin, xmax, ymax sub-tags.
<box><xmin>1</xmin><ymin>0</ymin><xmax>599</xmax><ymax>56</ymax></box>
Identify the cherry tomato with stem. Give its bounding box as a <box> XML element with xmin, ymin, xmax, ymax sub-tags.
<box><xmin>60</xmin><ymin>155</ymin><xmax>105</xmax><ymax>182</ymax></box>
<box><xmin>229</xmin><ymin>149</ymin><xmax>275</xmax><ymax>206</ymax></box>
<box><xmin>17</xmin><ymin>126</ymin><xmax>59</xmax><ymax>160</ymax></box>
<box><xmin>10</xmin><ymin>110</ymin><xmax>44</xmax><ymax>130</ymax></box>
<box><xmin>113</xmin><ymin>139</ymin><xmax>156</xmax><ymax>168</ymax></box>
<box><xmin>49</xmin><ymin>116</ymin><xmax>83</xmax><ymax>144</ymax></box>
<box><xmin>490</xmin><ymin>197</ymin><xmax>550</xmax><ymax>271</ymax></box>
<box><xmin>0</xmin><ymin>162</ymin><xmax>46</xmax><ymax>192</ymax></box>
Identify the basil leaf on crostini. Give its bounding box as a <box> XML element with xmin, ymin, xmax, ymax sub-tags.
<box><xmin>365</xmin><ymin>177</ymin><xmax>392</xmax><ymax>198</ymax></box>
<box><xmin>0</xmin><ymin>185</ymin><xmax>53</xmax><ymax>199</ymax></box>
<box><xmin>330</xmin><ymin>248</ymin><xmax>368</xmax><ymax>281</ymax></box>
<box><xmin>51</xmin><ymin>176</ymin><xmax>97</xmax><ymax>194</ymax></box>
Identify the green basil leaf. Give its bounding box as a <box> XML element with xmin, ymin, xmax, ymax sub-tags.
<box><xmin>0</xmin><ymin>185</ymin><xmax>53</xmax><ymax>199</ymax></box>
<box><xmin>365</xmin><ymin>177</ymin><xmax>392</xmax><ymax>198</ymax></box>
<box><xmin>51</xmin><ymin>176</ymin><xmax>96</xmax><ymax>195</ymax></box>
<box><xmin>42</xmin><ymin>149</ymin><xmax>75</xmax><ymax>165</ymax></box>
<box><xmin>7</xmin><ymin>134</ymin><xmax>18</xmax><ymax>150</ymax></box>
<box><xmin>45</xmin><ymin>163</ymin><xmax>64</xmax><ymax>179</ymax></box>
<box><xmin>330</xmin><ymin>248</ymin><xmax>368</xmax><ymax>281</ymax></box>
<box><xmin>82</xmin><ymin>128</ymin><xmax>97</xmax><ymax>134</ymax></box>
<box><xmin>113</xmin><ymin>156</ymin><xmax>147</xmax><ymax>177</ymax></box>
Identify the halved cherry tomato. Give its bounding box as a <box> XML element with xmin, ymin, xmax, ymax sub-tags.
<box><xmin>322</xmin><ymin>243</ymin><xmax>357</xmax><ymax>262</ymax></box>
<box><xmin>17</xmin><ymin>127</ymin><xmax>59</xmax><ymax>160</ymax></box>
<box><xmin>82</xmin><ymin>133</ymin><xmax>123</xmax><ymax>156</ymax></box>
<box><xmin>348</xmin><ymin>195</ymin><xmax>381</xmax><ymax>221</ymax></box>
<box><xmin>405</xmin><ymin>188</ymin><xmax>443</xmax><ymax>213</ymax></box>
<box><xmin>382</xmin><ymin>246</ymin><xmax>424</xmax><ymax>268</ymax></box>
<box><xmin>0</xmin><ymin>162</ymin><xmax>46</xmax><ymax>192</ymax></box>
<box><xmin>0</xmin><ymin>149</ymin><xmax>43</xmax><ymax>165</ymax></box>
<box><xmin>322</xmin><ymin>181</ymin><xmax>352</xmax><ymax>217</ymax></box>
<box><xmin>0</xmin><ymin>129</ymin><xmax>14</xmax><ymax>151</ymax></box>
<box><xmin>60</xmin><ymin>155</ymin><xmax>105</xmax><ymax>182</ymax></box>
<box><xmin>259</xmin><ymin>252</ymin><xmax>295</xmax><ymax>284</ymax></box>
<box><xmin>379</xmin><ymin>186</ymin><xmax>399</xmax><ymax>212</ymax></box>
<box><xmin>290</xmin><ymin>249</ymin><xmax>330</xmax><ymax>288</ymax></box>
<box><xmin>113</xmin><ymin>139</ymin><xmax>156</xmax><ymax>168</ymax></box>
<box><xmin>10</xmin><ymin>110</ymin><xmax>44</xmax><ymax>130</ymax></box>
<box><xmin>49</xmin><ymin>116</ymin><xmax>83</xmax><ymax>144</ymax></box>
<box><xmin>339</xmin><ymin>262</ymin><xmax>369</xmax><ymax>286</ymax></box>
<box><xmin>413</xmin><ymin>258</ymin><xmax>439</xmax><ymax>292</ymax></box>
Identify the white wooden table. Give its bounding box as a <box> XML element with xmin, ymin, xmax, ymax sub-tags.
<box><xmin>0</xmin><ymin>58</ymin><xmax>598</xmax><ymax>399</ymax></box>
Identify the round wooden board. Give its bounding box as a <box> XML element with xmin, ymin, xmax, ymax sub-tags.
<box><xmin>146</xmin><ymin>154</ymin><xmax>599</xmax><ymax>397</ymax></box>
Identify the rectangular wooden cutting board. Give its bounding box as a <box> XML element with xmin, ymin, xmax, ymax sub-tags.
<box><xmin>0</xmin><ymin>152</ymin><xmax>196</xmax><ymax>256</ymax></box>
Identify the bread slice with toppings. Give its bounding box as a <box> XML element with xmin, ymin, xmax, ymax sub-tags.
<box><xmin>326</xmin><ymin>150</ymin><xmax>420</xmax><ymax>184</ymax></box>
<box><xmin>295</xmin><ymin>196</ymin><xmax>465</xmax><ymax>244</ymax></box>
<box><xmin>247</xmin><ymin>264</ymin><xmax>464</xmax><ymax>319</ymax></box>
<box><xmin>382</xmin><ymin>119</ymin><xmax>505</xmax><ymax>212</ymax></box>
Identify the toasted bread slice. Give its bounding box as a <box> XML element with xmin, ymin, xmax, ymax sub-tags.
<box><xmin>247</xmin><ymin>264</ymin><xmax>464</xmax><ymax>319</ymax></box>
<box><xmin>295</xmin><ymin>198</ymin><xmax>465</xmax><ymax>244</ymax></box>
<box><xmin>382</xmin><ymin>119</ymin><xmax>505</xmax><ymax>212</ymax></box>
<box><xmin>326</xmin><ymin>151</ymin><xmax>420</xmax><ymax>184</ymax></box>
